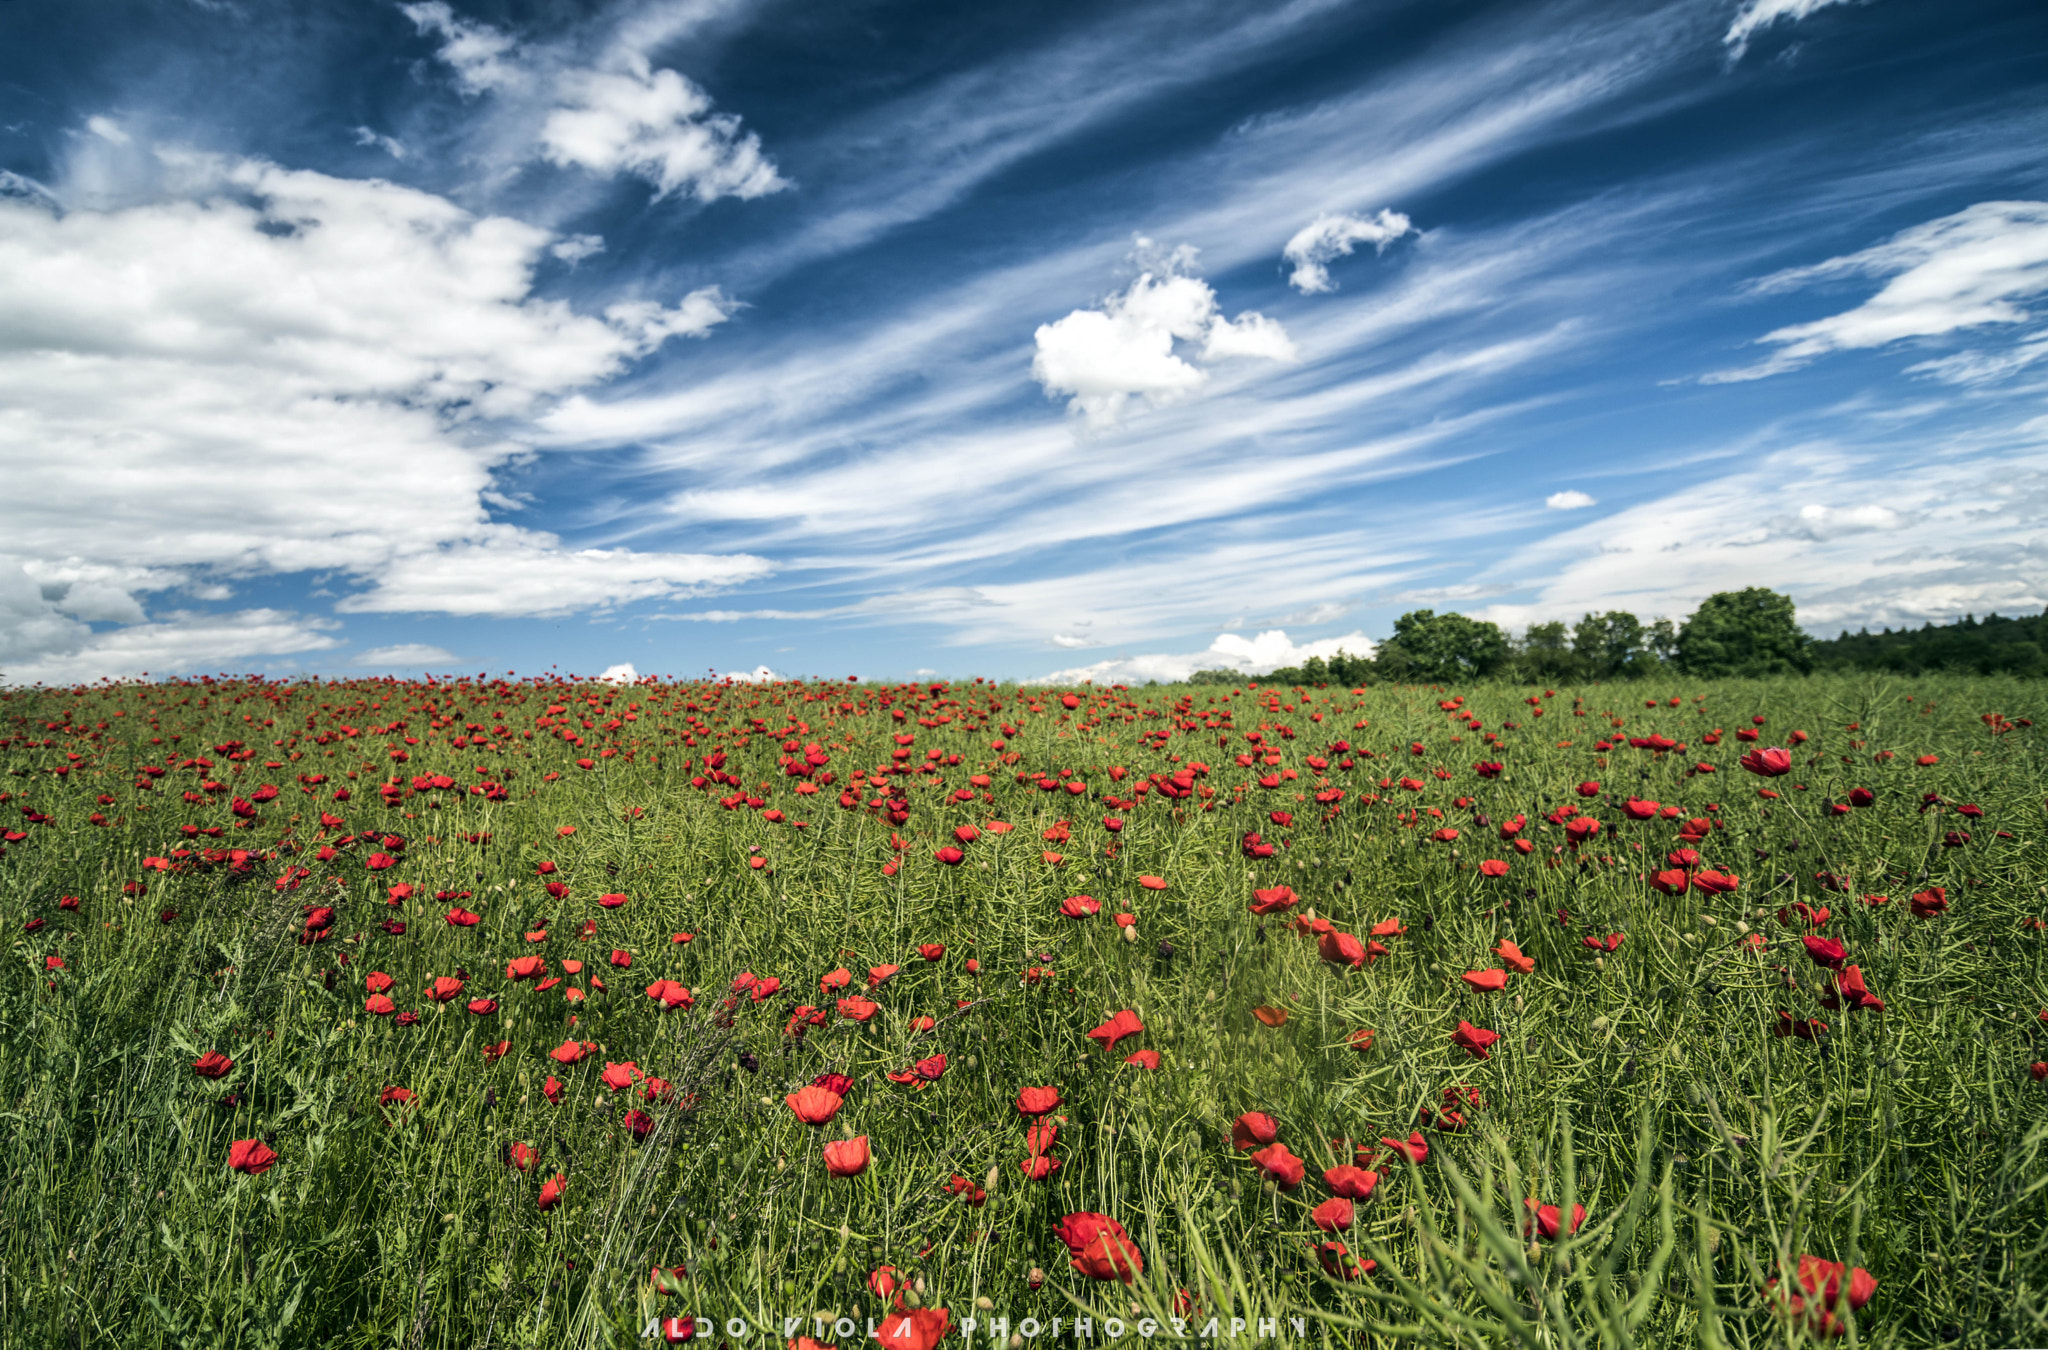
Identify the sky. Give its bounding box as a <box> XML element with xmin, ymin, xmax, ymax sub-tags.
<box><xmin>2</xmin><ymin>0</ymin><xmax>2045</xmax><ymax>687</ymax></box>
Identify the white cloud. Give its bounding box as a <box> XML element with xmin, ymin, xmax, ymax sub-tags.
<box><xmin>335</xmin><ymin>532</ymin><xmax>773</xmax><ymax>616</ymax></box>
<box><xmin>1474</xmin><ymin>432</ymin><xmax>2048</xmax><ymax>638</ymax></box>
<box><xmin>1907</xmin><ymin>329</ymin><xmax>2048</xmax><ymax>386</ymax></box>
<box><xmin>403</xmin><ymin>3</ymin><xmax>785</xmax><ymax>203</ymax></box>
<box><xmin>355</xmin><ymin>643</ymin><xmax>459</xmax><ymax>668</ymax></box>
<box><xmin>1283</xmin><ymin>209</ymin><xmax>1414</xmax><ymax>293</ymax></box>
<box><xmin>1545</xmin><ymin>489</ymin><xmax>1597</xmax><ymax>509</ymax></box>
<box><xmin>352</xmin><ymin>126</ymin><xmax>407</xmax><ymax>159</ymax></box>
<box><xmin>85</xmin><ymin>116</ymin><xmax>130</xmax><ymax>145</ymax></box>
<box><xmin>0</xmin><ymin>593</ymin><xmax>341</xmax><ymax>685</ymax></box>
<box><xmin>1706</xmin><ymin>201</ymin><xmax>2048</xmax><ymax>382</ymax></box>
<box><xmin>1031</xmin><ymin>250</ymin><xmax>1295</xmax><ymax>426</ymax></box>
<box><xmin>551</xmin><ymin>232</ymin><xmax>605</xmax><ymax>264</ymax></box>
<box><xmin>720</xmin><ymin>663</ymin><xmax>782</xmax><ymax>683</ymax></box>
<box><xmin>1040</xmin><ymin>628</ymin><xmax>1377</xmax><ymax>685</ymax></box>
<box><xmin>1724</xmin><ymin>0</ymin><xmax>1859</xmax><ymax>62</ymax></box>
<box><xmin>399</xmin><ymin>2</ymin><xmax>527</xmax><ymax>95</ymax></box>
<box><xmin>540</xmin><ymin>61</ymin><xmax>784</xmax><ymax>203</ymax></box>
<box><xmin>1772</xmin><ymin>502</ymin><xmax>1906</xmax><ymax>541</ymax></box>
<box><xmin>1203</xmin><ymin>310</ymin><xmax>1298</xmax><ymax>363</ymax></box>
<box><xmin>0</xmin><ymin>146</ymin><xmax>767</xmax><ymax>676</ymax></box>
<box><xmin>598</xmin><ymin>661</ymin><xmax>639</xmax><ymax>682</ymax></box>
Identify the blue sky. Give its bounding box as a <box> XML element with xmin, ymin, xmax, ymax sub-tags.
<box><xmin>2</xmin><ymin>0</ymin><xmax>2044</xmax><ymax>685</ymax></box>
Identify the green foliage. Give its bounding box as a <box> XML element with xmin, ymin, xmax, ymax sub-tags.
<box><xmin>1376</xmin><ymin>609</ymin><xmax>1511</xmax><ymax>682</ymax></box>
<box><xmin>0</xmin><ymin>672</ymin><xmax>2044</xmax><ymax>1347</ymax></box>
<box><xmin>1677</xmin><ymin>588</ymin><xmax>1813</xmax><ymax>678</ymax></box>
<box><xmin>1811</xmin><ymin>610</ymin><xmax>2048</xmax><ymax>678</ymax></box>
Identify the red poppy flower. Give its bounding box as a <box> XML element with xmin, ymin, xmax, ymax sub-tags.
<box><xmin>1461</xmin><ymin>968</ymin><xmax>1508</xmax><ymax>993</ymax></box>
<box><xmin>1124</xmin><ymin>1049</ymin><xmax>1161</xmax><ymax>1069</ymax></box>
<box><xmin>1651</xmin><ymin>869</ymin><xmax>1689</xmax><ymax>896</ymax></box>
<box><xmin>1249</xmin><ymin>886</ymin><xmax>1299</xmax><ymax>915</ymax></box>
<box><xmin>466</xmin><ymin>998</ymin><xmax>498</xmax><ymax>1016</ymax></box>
<box><xmin>1086</xmin><ymin>1009</ymin><xmax>1145</xmax><ymax>1054</ymax></box>
<box><xmin>1019</xmin><ymin>1155</ymin><xmax>1061</xmax><ymax>1180</ymax></box>
<box><xmin>1769</xmin><ymin>1254</ymin><xmax>1877</xmax><ymax>1337</ymax></box>
<box><xmin>874</xmin><ymin>1310</ymin><xmax>951</xmax><ymax>1350</ymax></box>
<box><xmin>917</xmin><ymin>943</ymin><xmax>945</xmax><ymax>961</ymax></box>
<box><xmin>538</xmin><ymin>1174</ymin><xmax>565</xmax><ymax>1210</ymax></box>
<box><xmin>425</xmin><ymin>976</ymin><xmax>464</xmax><ymax>1002</ymax></box>
<box><xmin>820</xmin><ymin>967</ymin><xmax>852</xmax><ymax>992</ymax></box>
<box><xmin>1231</xmin><ymin>1112</ymin><xmax>1280</xmax><ymax>1150</ymax></box>
<box><xmin>645</xmin><ymin>979</ymin><xmax>693</xmax><ymax>1009</ymax></box>
<box><xmin>1740</xmin><ymin>748</ymin><xmax>1792</xmax><ymax>777</ymax></box>
<box><xmin>933</xmin><ymin>846</ymin><xmax>965</xmax><ymax>866</ymax></box>
<box><xmin>837</xmin><ymin>997</ymin><xmax>878</xmax><ymax>1021</ymax></box>
<box><xmin>1823</xmin><ymin>965</ymin><xmax>1886</xmax><ymax>1013</ymax></box>
<box><xmin>365</xmin><ymin>994</ymin><xmax>396</xmax><ymax>1017</ymax></box>
<box><xmin>1313</xmin><ymin>1240</ymin><xmax>1375</xmax><ymax>1281</ymax></box>
<box><xmin>867</xmin><ymin>964</ymin><xmax>900</xmax><ymax>989</ymax></box>
<box><xmin>1379</xmin><ymin>1131</ymin><xmax>1428</xmax><ymax>1165</ymax></box>
<box><xmin>787</xmin><ymin>1086</ymin><xmax>845</xmax><ymax>1124</ymax></box>
<box><xmin>1016</xmin><ymin>1085</ymin><xmax>1062</xmax><ymax>1116</ymax></box>
<box><xmin>194</xmin><ymin>1051</ymin><xmax>235</xmax><ymax>1079</ymax></box>
<box><xmin>1910</xmin><ymin>887</ymin><xmax>1949</xmax><ymax>918</ymax></box>
<box><xmin>598</xmin><ymin>893</ymin><xmax>628</xmax><ymax>909</ymax></box>
<box><xmin>1317</xmin><ymin>930</ymin><xmax>1366</xmax><ymax>969</ymax></box>
<box><xmin>1523</xmin><ymin>1200</ymin><xmax>1586</xmax><ymax>1240</ymax></box>
<box><xmin>228</xmin><ymin>1138</ymin><xmax>278</xmax><ymax>1176</ymax></box>
<box><xmin>1311</xmin><ymin>1197</ymin><xmax>1354</xmax><ymax>1232</ymax></box>
<box><xmin>1324</xmin><ymin>1164</ymin><xmax>1378</xmax><ymax>1199</ymax></box>
<box><xmin>506</xmin><ymin>956</ymin><xmax>546</xmax><ymax>981</ymax></box>
<box><xmin>1801</xmin><ymin>935</ymin><xmax>1848</xmax><ymax>969</ymax></box>
<box><xmin>1345</xmin><ymin>1028</ymin><xmax>1376</xmax><ymax>1053</ymax></box>
<box><xmin>505</xmin><ymin>1141</ymin><xmax>537</xmax><ymax>1172</ymax></box>
<box><xmin>1059</xmin><ymin>895</ymin><xmax>1100</xmax><ymax>919</ymax></box>
<box><xmin>1250</xmin><ymin>1141</ymin><xmax>1305</xmax><ymax>1188</ymax></box>
<box><xmin>1370</xmin><ymin>916</ymin><xmax>1407</xmax><ymax>939</ymax></box>
<box><xmin>1478</xmin><ymin>859</ymin><xmax>1510</xmax><ymax>878</ymax></box>
<box><xmin>823</xmin><ymin>1136</ymin><xmax>870</xmax><ymax>1177</ymax></box>
<box><xmin>1057</xmin><ymin>1213</ymin><xmax>1143</xmax><ymax>1283</ymax></box>
<box><xmin>1494</xmin><ymin>940</ymin><xmax>1534</xmax><ymax>975</ymax></box>
<box><xmin>1138</xmin><ymin>874</ymin><xmax>1167</xmax><ymax>890</ymax></box>
<box><xmin>1451</xmin><ymin>1021</ymin><xmax>1500</xmax><ymax>1059</ymax></box>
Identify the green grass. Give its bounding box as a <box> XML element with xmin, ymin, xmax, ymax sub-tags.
<box><xmin>0</xmin><ymin>672</ymin><xmax>2043</xmax><ymax>1348</ymax></box>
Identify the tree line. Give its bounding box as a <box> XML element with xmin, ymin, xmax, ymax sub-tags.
<box><xmin>1203</xmin><ymin>588</ymin><xmax>2048</xmax><ymax>685</ymax></box>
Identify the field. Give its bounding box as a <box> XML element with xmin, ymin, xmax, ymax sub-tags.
<box><xmin>1</xmin><ymin>671</ymin><xmax>2043</xmax><ymax>1349</ymax></box>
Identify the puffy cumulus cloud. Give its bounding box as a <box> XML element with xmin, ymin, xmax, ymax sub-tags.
<box><xmin>1283</xmin><ymin>209</ymin><xmax>1414</xmax><ymax>294</ymax></box>
<box><xmin>399</xmin><ymin>1</ymin><xmax>534</xmax><ymax>95</ymax></box>
<box><xmin>598</xmin><ymin>662</ymin><xmax>640</xmax><ymax>683</ymax></box>
<box><xmin>1724</xmin><ymin>0</ymin><xmax>1858</xmax><ymax>61</ymax></box>
<box><xmin>1546</xmin><ymin>489</ymin><xmax>1597</xmax><ymax>510</ymax></box>
<box><xmin>1032</xmin><ymin>251</ymin><xmax>1295</xmax><ymax>427</ymax></box>
<box><xmin>404</xmin><ymin>2</ymin><xmax>785</xmax><ymax>203</ymax></box>
<box><xmin>1039</xmin><ymin>628</ymin><xmax>1377</xmax><ymax>686</ymax></box>
<box><xmin>1706</xmin><ymin>201</ymin><xmax>2048</xmax><ymax>383</ymax></box>
<box><xmin>0</xmin><ymin>147</ymin><xmax>764</xmax><ymax>675</ymax></box>
<box><xmin>354</xmin><ymin>644</ymin><xmax>459</xmax><ymax>669</ymax></box>
<box><xmin>540</xmin><ymin>60</ymin><xmax>786</xmax><ymax>203</ymax></box>
<box><xmin>335</xmin><ymin>531</ymin><xmax>774</xmax><ymax>617</ymax></box>
<box><xmin>720</xmin><ymin>663</ymin><xmax>783</xmax><ymax>683</ymax></box>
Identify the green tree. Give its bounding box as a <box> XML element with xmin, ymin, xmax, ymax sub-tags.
<box><xmin>1513</xmin><ymin>620</ymin><xmax>1580</xmax><ymax>682</ymax></box>
<box><xmin>1376</xmin><ymin>610</ymin><xmax>1510</xmax><ymax>682</ymax></box>
<box><xmin>1675</xmin><ymin>587</ymin><xmax>1812</xmax><ymax>676</ymax></box>
<box><xmin>1570</xmin><ymin>610</ymin><xmax>1672</xmax><ymax>679</ymax></box>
